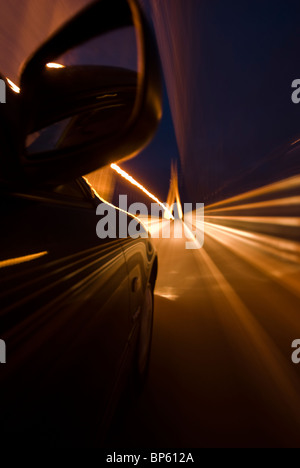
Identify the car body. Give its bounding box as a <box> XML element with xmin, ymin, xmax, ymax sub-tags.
<box><xmin>0</xmin><ymin>176</ymin><xmax>157</xmax><ymax>446</ymax></box>
<box><xmin>0</xmin><ymin>0</ymin><xmax>161</xmax><ymax>447</ymax></box>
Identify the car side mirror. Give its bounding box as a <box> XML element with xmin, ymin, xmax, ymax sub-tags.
<box><xmin>11</xmin><ymin>0</ymin><xmax>162</xmax><ymax>185</ymax></box>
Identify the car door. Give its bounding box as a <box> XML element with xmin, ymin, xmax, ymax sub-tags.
<box><xmin>120</xmin><ymin>235</ymin><xmax>155</xmax><ymax>322</ymax></box>
<box><xmin>0</xmin><ymin>178</ymin><xmax>131</xmax><ymax>445</ymax></box>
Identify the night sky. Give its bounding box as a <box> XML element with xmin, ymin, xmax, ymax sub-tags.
<box><xmin>120</xmin><ymin>81</ymin><xmax>181</xmax><ymax>204</ymax></box>
<box><xmin>128</xmin><ymin>0</ymin><xmax>300</xmax><ymax>204</ymax></box>
<box><xmin>1</xmin><ymin>0</ymin><xmax>300</xmax><ymax>205</ymax></box>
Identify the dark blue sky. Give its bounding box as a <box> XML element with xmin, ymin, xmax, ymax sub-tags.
<box><xmin>122</xmin><ymin>0</ymin><xmax>300</xmax><ymax>204</ymax></box>
<box><xmin>2</xmin><ymin>0</ymin><xmax>299</xmax><ymax>205</ymax></box>
<box><xmin>121</xmin><ymin>81</ymin><xmax>181</xmax><ymax>202</ymax></box>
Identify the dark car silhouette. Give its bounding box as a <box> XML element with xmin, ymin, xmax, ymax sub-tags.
<box><xmin>0</xmin><ymin>0</ymin><xmax>162</xmax><ymax>446</ymax></box>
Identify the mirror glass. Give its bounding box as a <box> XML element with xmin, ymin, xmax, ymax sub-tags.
<box><xmin>25</xmin><ymin>25</ymin><xmax>139</xmax><ymax>157</ymax></box>
<box><xmin>58</xmin><ymin>26</ymin><xmax>137</xmax><ymax>70</ymax></box>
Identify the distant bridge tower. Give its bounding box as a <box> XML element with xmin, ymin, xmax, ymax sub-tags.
<box><xmin>165</xmin><ymin>161</ymin><xmax>183</xmax><ymax>219</ymax></box>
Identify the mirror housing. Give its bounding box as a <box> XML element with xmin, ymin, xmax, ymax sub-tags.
<box><xmin>11</xmin><ymin>0</ymin><xmax>162</xmax><ymax>186</ymax></box>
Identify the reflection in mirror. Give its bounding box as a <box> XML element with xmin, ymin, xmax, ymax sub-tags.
<box><xmin>58</xmin><ymin>26</ymin><xmax>138</xmax><ymax>71</ymax></box>
<box><xmin>25</xmin><ymin>24</ymin><xmax>139</xmax><ymax>157</ymax></box>
<box><xmin>26</xmin><ymin>83</ymin><xmax>136</xmax><ymax>155</ymax></box>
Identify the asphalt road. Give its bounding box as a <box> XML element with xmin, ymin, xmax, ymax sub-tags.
<box><xmin>107</xmin><ymin>221</ymin><xmax>300</xmax><ymax>448</ymax></box>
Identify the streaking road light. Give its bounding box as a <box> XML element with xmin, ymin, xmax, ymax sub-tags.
<box><xmin>108</xmin><ymin>163</ymin><xmax>204</xmax><ymax>248</ymax></box>
<box><xmin>96</xmin><ymin>195</ymin><xmax>204</xmax><ymax>249</ymax></box>
<box><xmin>111</xmin><ymin>163</ymin><xmax>174</xmax><ymax>220</ymax></box>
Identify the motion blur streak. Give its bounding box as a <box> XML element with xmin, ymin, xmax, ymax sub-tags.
<box><xmin>146</xmin><ymin>172</ymin><xmax>300</xmax><ymax>429</ymax></box>
<box><xmin>206</xmin><ymin>175</ymin><xmax>300</xmax><ymax>211</ymax></box>
<box><xmin>0</xmin><ymin>251</ymin><xmax>48</xmax><ymax>268</ymax></box>
<box><xmin>140</xmin><ymin>216</ymin><xmax>201</xmax><ymax>249</ymax></box>
<box><xmin>205</xmin><ymin>216</ymin><xmax>300</xmax><ymax>227</ymax></box>
<box><xmin>111</xmin><ymin>163</ymin><xmax>174</xmax><ymax>220</ymax></box>
<box><xmin>46</xmin><ymin>62</ymin><xmax>65</xmax><ymax>68</ymax></box>
<box><xmin>139</xmin><ymin>216</ymin><xmax>169</xmax><ymax>237</ymax></box>
<box><xmin>206</xmin><ymin>196</ymin><xmax>300</xmax><ymax>214</ymax></box>
<box><xmin>202</xmin><ymin>174</ymin><xmax>300</xmax><ymax>298</ymax></box>
<box><xmin>6</xmin><ymin>78</ymin><xmax>20</xmax><ymax>93</ymax></box>
<box><xmin>193</xmin><ymin>246</ymin><xmax>300</xmax><ymax>422</ymax></box>
<box><xmin>204</xmin><ymin>223</ymin><xmax>300</xmax><ymax>297</ymax></box>
<box><xmin>83</xmin><ymin>176</ymin><xmax>143</xmax><ymax>227</ymax></box>
<box><xmin>121</xmin><ymin>178</ymin><xmax>300</xmax><ymax>446</ymax></box>
<box><xmin>165</xmin><ymin>160</ymin><xmax>183</xmax><ymax>219</ymax></box>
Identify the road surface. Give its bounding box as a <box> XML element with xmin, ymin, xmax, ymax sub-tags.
<box><xmin>107</xmin><ymin>218</ymin><xmax>300</xmax><ymax>448</ymax></box>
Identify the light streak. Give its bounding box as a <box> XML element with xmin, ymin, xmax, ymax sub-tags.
<box><xmin>6</xmin><ymin>63</ymin><xmax>65</xmax><ymax>95</ymax></box>
<box><xmin>0</xmin><ymin>251</ymin><xmax>48</xmax><ymax>268</ymax></box>
<box><xmin>205</xmin><ymin>196</ymin><xmax>300</xmax><ymax>215</ymax></box>
<box><xmin>206</xmin><ymin>175</ymin><xmax>300</xmax><ymax>212</ymax></box>
<box><xmin>154</xmin><ymin>287</ymin><xmax>179</xmax><ymax>301</ymax></box>
<box><xmin>83</xmin><ymin>176</ymin><xmax>146</xmax><ymax>232</ymax></box>
<box><xmin>83</xmin><ymin>176</ymin><xmax>136</xmax><ymax>217</ymax></box>
<box><xmin>149</xmin><ymin>171</ymin><xmax>300</xmax><ymax>423</ymax></box>
<box><xmin>192</xmin><ymin>244</ymin><xmax>300</xmax><ymax>419</ymax></box>
<box><xmin>6</xmin><ymin>78</ymin><xmax>20</xmax><ymax>93</ymax></box>
<box><xmin>46</xmin><ymin>62</ymin><xmax>65</xmax><ymax>69</ymax></box>
<box><xmin>111</xmin><ymin>163</ymin><xmax>174</xmax><ymax>220</ymax></box>
<box><xmin>205</xmin><ymin>216</ymin><xmax>300</xmax><ymax>227</ymax></box>
<box><xmin>201</xmin><ymin>174</ymin><xmax>300</xmax><ymax>296</ymax></box>
<box><xmin>166</xmin><ymin>160</ymin><xmax>183</xmax><ymax>219</ymax></box>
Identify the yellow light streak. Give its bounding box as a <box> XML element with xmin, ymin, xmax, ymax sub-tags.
<box><xmin>206</xmin><ymin>196</ymin><xmax>300</xmax><ymax>214</ymax></box>
<box><xmin>6</xmin><ymin>78</ymin><xmax>20</xmax><ymax>93</ymax></box>
<box><xmin>200</xmin><ymin>174</ymin><xmax>300</xmax><ymax>297</ymax></box>
<box><xmin>205</xmin><ymin>216</ymin><xmax>300</xmax><ymax>227</ymax></box>
<box><xmin>204</xmin><ymin>221</ymin><xmax>300</xmax><ymax>255</ymax></box>
<box><xmin>83</xmin><ymin>176</ymin><xmax>131</xmax><ymax>215</ymax></box>
<box><xmin>166</xmin><ymin>161</ymin><xmax>183</xmax><ymax>219</ymax></box>
<box><xmin>206</xmin><ymin>175</ymin><xmax>300</xmax><ymax>211</ymax></box>
<box><xmin>83</xmin><ymin>176</ymin><xmax>147</xmax><ymax>232</ymax></box>
<box><xmin>46</xmin><ymin>62</ymin><xmax>65</xmax><ymax>69</ymax></box>
<box><xmin>111</xmin><ymin>163</ymin><xmax>174</xmax><ymax>220</ymax></box>
<box><xmin>0</xmin><ymin>251</ymin><xmax>48</xmax><ymax>268</ymax></box>
<box><xmin>5</xmin><ymin>64</ymin><xmax>65</xmax><ymax>94</ymax></box>
<box><xmin>204</xmin><ymin>221</ymin><xmax>300</xmax><ymax>296</ymax></box>
<box><xmin>192</xmin><ymin>244</ymin><xmax>300</xmax><ymax>419</ymax></box>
